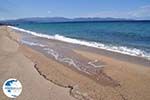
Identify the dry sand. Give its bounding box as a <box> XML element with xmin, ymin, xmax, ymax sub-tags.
<box><xmin>0</xmin><ymin>26</ymin><xmax>76</xmax><ymax>100</ymax></box>
<box><xmin>0</xmin><ymin>26</ymin><xmax>150</xmax><ymax>100</ymax></box>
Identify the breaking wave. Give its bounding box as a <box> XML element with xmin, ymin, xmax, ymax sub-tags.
<box><xmin>8</xmin><ymin>26</ymin><xmax>150</xmax><ymax>60</ymax></box>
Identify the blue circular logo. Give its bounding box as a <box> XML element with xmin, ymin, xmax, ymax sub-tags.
<box><xmin>2</xmin><ymin>78</ymin><xmax>22</xmax><ymax>98</ymax></box>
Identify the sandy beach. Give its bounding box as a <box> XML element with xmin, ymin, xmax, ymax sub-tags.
<box><xmin>0</xmin><ymin>26</ymin><xmax>76</xmax><ymax>100</ymax></box>
<box><xmin>0</xmin><ymin>26</ymin><xmax>150</xmax><ymax>100</ymax></box>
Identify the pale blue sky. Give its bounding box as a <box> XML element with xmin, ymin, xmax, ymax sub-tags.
<box><xmin>0</xmin><ymin>0</ymin><xmax>150</xmax><ymax>20</ymax></box>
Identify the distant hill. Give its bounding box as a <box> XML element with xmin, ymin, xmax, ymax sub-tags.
<box><xmin>1</xmin><ymin>17</ymin><xmax>150</xmax><ymax>25</ymax></box>
<box><xmin>0</xmin><ymin>17</ymin><xmax>134</xmax><ymax>24</ymax></box>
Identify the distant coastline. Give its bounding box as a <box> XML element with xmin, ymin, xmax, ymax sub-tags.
<box><xmin>1</xmin><ymin>17</ymin><xmax>150</xmax><ymax>24</ymax></box>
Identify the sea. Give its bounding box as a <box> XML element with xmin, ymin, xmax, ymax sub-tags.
<box><xmin>9</xmin><ymin>21</ymin><xmax>150</xmax><ymax>60</ymax></box>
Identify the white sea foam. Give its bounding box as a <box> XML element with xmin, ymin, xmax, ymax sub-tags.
<box><xmin>21</xmin><ymin>40</ymin><xmax>46</xmax><ymax>47</ymax></box>
<box><xmin>43</xmin><ymin>48</ymin><xmax>59</xmax><ymax>60</ymax></box>
<box><xmin>59</xmin><ymin>57</ymin><xmax>78</xmax><ymax>67</ymax></box>
<box><xmin>8</xmin><ymin>26</ymin><xmax>150</xmax><ymax>60</ymax></box>
<box><xmin>88</xmin><ymin>60</ymin><xmax>106</xmax><ymax>68</ymax></box>
<box><xmin>43</xmin><ymin>47</ymin><xmax>80</xmax><ymax>70</ymax></box>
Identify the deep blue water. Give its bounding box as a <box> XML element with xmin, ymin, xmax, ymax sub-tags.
<box><xmin>16</xmin><ymin>21</ymin><xmax>150</xmax><ymax>58</ymax></box>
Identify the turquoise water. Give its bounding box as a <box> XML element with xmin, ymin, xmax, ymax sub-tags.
<box><xmin>15</xmin><ymin>21</ymin><xmax>150</xmax><ymax>59</ymax></box>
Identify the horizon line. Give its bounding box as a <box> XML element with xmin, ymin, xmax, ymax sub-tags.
<box><xmin>1</xmin><ymin>16</ymin><xmax>150</xmax><ymax>21</ymax></box>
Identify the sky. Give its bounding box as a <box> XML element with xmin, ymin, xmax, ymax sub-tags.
<box><xmin>0</xmin><ymin>0</ymin><xmax>150</xmax><ymax>20</ymax></box>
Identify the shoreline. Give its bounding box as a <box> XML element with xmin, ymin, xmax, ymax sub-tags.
<box><xmin>1</xmin><ymin>26</ymin><xmax>150</xmax><ymax>100</ymax></box>
<box><xmin>9</xmin><ymin>25</ymin><xmax>150</xmax><ymax>61</ymax></box>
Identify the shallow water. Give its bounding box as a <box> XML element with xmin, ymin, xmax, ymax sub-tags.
<box><xmin>11</xmin><ymin>21</ymin><xmax>150</xmax><ymax>60</ymax></box>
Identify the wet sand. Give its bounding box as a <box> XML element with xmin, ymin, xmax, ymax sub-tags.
<box><xmin>0</xmin><ymin>26</ymin><xmax>150</xmax><ymax>100</ymax></box>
